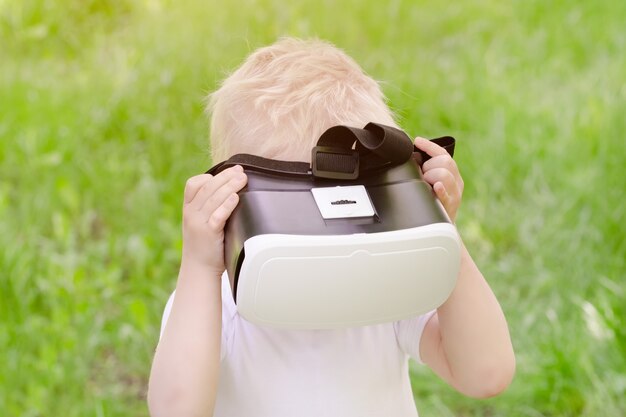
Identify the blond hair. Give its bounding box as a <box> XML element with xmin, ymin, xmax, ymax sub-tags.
<box><xmin>207</xmin><ymin>38</ymin><xmax>397</xmax><ymax>163</ymax></box>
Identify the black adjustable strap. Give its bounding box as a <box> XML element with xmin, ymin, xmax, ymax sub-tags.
<box><xmin>207</xmin><ymin>123</ymin><xmax>455</xmax><ymax>178</ymax></box>
<box><xmin>312</xmin><ymin>122</ymin><xmax>415</xmax><ymax>180</ymax></box>
<box><xmin>207</xmin><ymin>153</ymin><xmax>311</xmax><ymax>177</ymax></box>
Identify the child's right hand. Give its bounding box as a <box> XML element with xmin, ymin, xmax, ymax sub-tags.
<box><xmin>181</xmin><ymin>165</ymin><xmax>248</xmax><ymax>276</ymax></box>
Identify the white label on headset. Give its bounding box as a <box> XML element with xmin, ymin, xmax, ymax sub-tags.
<box><xmin>311</xmin><ymin>185</ymin><xmax>375</xmax><ymax>219</ymax></box>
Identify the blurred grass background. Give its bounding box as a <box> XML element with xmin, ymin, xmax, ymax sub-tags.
<box><xmin>0</xmin><ymin>0</ymin><xmax>624</xmax><ymax>416</ymax></box>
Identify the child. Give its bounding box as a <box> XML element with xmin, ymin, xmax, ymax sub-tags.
<box><xmin>148</xmin><ymin>38</ymin><xmax>515</xmax><ymax>417</ymax></box>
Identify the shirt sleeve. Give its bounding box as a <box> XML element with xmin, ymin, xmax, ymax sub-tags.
<box><xmin>158</xmin><ymin>291</ymin><xmax>176</xmax><ymax>340</ymax></box>
<box><xmin>220</xmin><ymin>273</ymin><xmax>237</xmax><ymax>360</ymax></box>
<box><xmin>159</xmin><ymin>273</ymin><xmax>235</xmax><ymax>361</ymax></box>
<box><xmin>393</xmin><ymin>310</ymin><xmax>437</xmax><ymax>364</ymax></box>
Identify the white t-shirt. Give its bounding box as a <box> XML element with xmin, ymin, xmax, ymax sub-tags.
<box><xmin>160</xmin><ymin>275</ymin><xmax>435</xmax><ymax>417</ymax></box>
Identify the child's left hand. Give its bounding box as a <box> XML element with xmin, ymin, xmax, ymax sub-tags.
<box><xmin>413</xmin><ymin>137</ymin><xmax>464</xmax><ymax>222</ymax></box>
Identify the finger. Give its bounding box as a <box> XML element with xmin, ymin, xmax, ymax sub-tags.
<box><xmin>433</xmin><ymin>181</ymin><xmax>450</xmax><ymax>203</ymax></box>
<box><xmin>189</xmin><ymin>166</ymin><xmax>245</xmax><ymax>210</ymax></box>
<box><xmin>413</xmin><ymin>137</ymin><xmax>449</xmax><ymax>159</ymax></box>
<box><xmin>184</xmin><ymin>174</ymin><xmax>213</xmax><ymax>204</ymax></box>
<box><xmin>423</xmin><ymin>155</ymin><xmax>464</xmax><ymax>194</ymax></box>
<box><xmin>422</xmin><ymin>167</ymin><xmax>458</xmax><ymax>195</ymax></box>
<box><xmin>207</xmin><ymin>193</ymin><xmax>240</xmax><ymax>232</ymax></box>
<box><xmin>433</xmin><ymin>182</ymin><xmax>458</xmax><ymax>222</ymax></box>
<box><xmin>422</xmin><ymin>155</ymin><xmax>460</xmax><ymax>182</ymax></box>
<box><xmin>199</xmin><ymin>172</ymin><xmax>248</xmax><ymax>215</ymax></box>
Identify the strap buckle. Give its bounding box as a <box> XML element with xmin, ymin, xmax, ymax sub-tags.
<box><xmin>311</xmin><ymin>146</ymin><xmax>360</xmax><ymax>180</ymax></box>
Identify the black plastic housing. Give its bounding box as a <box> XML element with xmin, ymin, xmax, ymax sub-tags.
<box><xmin>224</xmin><ymin>158</ymin><xmax>451</xmax><ymax>300</ymax></box>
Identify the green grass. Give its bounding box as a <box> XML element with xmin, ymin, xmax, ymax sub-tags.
<box><xmin>1</xmin><ymin>0</ymin><xmax>624</xmax><ymax>416</ymax></box>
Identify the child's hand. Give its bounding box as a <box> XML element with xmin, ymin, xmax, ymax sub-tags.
<box><xmin>181</xmin><ymin>165</ymin><xmax>248</xmax><ymax>275</ymax></box>
<box><xmin>413</xmin><ymin>137</ymin><xmax>464</xmax><ymax>222</ymax></box>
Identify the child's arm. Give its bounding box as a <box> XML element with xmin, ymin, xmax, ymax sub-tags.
<box><xmin>413</xmin><ymin>138</ymin><xmax>516</xmax><ymax>398</ymax></box>
<box><xmin>147</xmin><ymin>166</ymin><xmax>248</xmax><ymax>417</ymax></box>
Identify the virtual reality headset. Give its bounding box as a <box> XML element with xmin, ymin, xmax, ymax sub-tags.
<box><xmin>207</xmin><ymin>123</ymin><xmax>461</xmax><ymax>329</ymax></box>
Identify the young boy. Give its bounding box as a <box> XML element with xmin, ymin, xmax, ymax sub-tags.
<box><xmin>148</xmin><ymin>38</ymin><xmax>515</xmax><ymax>417</ymax></box>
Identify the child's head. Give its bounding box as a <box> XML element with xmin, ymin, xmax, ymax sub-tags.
<box><xmin>207</xmin><ymin>37</ymin><xmax>397</xmax><ymax>163</ymax></box>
